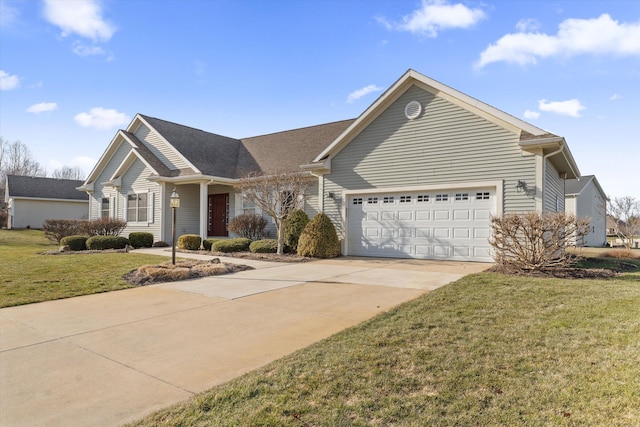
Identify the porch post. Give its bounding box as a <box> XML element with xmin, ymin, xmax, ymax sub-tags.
<box><xmin>199</xmin><ymin>182</ymin><xmax>208</xmax><ymax>244</ymax></box>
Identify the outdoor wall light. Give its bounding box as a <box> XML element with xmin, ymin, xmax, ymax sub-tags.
<box><xmin>515</xmin><ymin>180</ymin><xmax>528</xmax><ymax>193</ymax></box>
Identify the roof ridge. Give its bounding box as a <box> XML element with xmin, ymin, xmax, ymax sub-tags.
<box><xmin>240</xmin><ymin>118</ymin><xmax>356</xmax><ymax>140</ymax></box>
<box><xmin>139</xmin><ymin>114</ymin><xmax>239</xmax><ymax>140</ymax></box>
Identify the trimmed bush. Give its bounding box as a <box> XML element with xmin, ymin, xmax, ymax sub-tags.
<box><xmin>153</xmin><ymin>241</ymin><xmax>170</xmax><ymax>247</ymax></box>
<box><xmin>86</xmin><ymin>235</ymin><xmax>130</xmax><ymax>250</ymax></box>
<box><xmin>129</xmin><ymin>232</ymin><xmax>154</xmax><ymax>248</ymax></box>
<box><xmin>203</xmin><ymin>239</ymin><xmax>222</xmax><ymax>251</ymax></box>
<box><xmin>178</xmin><ymin>234</ymin><xmax>202</xmax><ymax>250</ymax></box>
<box><xmin>297</xmin><ymin>213</ymin><xmax>340</xmax><ymax>258</ymax></box>
<box><xmin>228</xmin><ymin>213</ymin><xmax>267</xmax><ymax>240</ymax></box>
<box><xmin>43</xmin><ymin>219</ymin><xmax>84</xmax><ymax>244</ymax></box>
<box><xmin>60</xmin><ymin>235</ymin><xmax>88</xmax><ymax>251</ymax></box>
<box><xmin>82</xmin><ymin>218</ymin><xmax>127</xmax><ymax>236</ymax></box>
<box><xmin>284</xmin><ymin>209</ymin><xmax>309</xmax><ymax>252</ymax></box>
<box><xmin>211</xmin><ymin>238</ymin><xmax>252</xmax><ymax>253</ymax></box>
<box><xmin>249</xmin><ymin>239</ymin><xmax>278</xmax><ymax>253</ymax></box>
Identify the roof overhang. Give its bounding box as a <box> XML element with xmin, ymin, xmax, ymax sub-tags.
<box><xmin>519</xmin><ymin>137</ymin><xmax>580</xmax><ymax>179</ymax></box>
<box><xmin>300</xmin><ymin>158</ymin><xmax>331</xmax><ymax>174</ymax></box>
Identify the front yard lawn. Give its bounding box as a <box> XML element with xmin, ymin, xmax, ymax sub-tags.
<box><xmin>131</xmin><ymin>261</ymin><xmax>640</xmax><ymax>426</ymax></box>
<box><xmin>0</xmin><ymin>229</ymin><xmax>167</xmax><ymax>307</ymax></box>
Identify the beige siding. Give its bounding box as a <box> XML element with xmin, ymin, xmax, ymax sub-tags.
<box><xmin>9</xmin><ymin>199</ymin><xmax>87</xmax><ymax>229</ymax></box>
<box><xmin>164</xmin><ymin>184</ymin><xmax>201</xmax><ymax>242</ymax></box>
<box><xmin>323</xmin><ymin>85</ymin><xmax>536</xmax><ymax>235</ymax></box>
<box><xmin>135</xmin><ymin>123</ymin><xmax>191</xmax><ymax>171</ymax></box>
<box><xmin>121</xmin><ymin>158</ymin><xmax>162</xmax><ymax>242</ymax></box>
<box><xmin>304</xmin><ymin>179</ymin><xmax>320</xmax><ymax>219</ymax></box>
<box><xmin>544</xmin><ymin>159</ymin><xmax>564</xmax><ymax>212</ymax></box>
<box><xmin>90</xmin><ymin>142</ymin><xmax>130</xmax><ymax>221</ymax></box>
<box><xmin>568</xmin><ymin>182</ymin><xmax>606</xmax><ymax>247</ymax></box>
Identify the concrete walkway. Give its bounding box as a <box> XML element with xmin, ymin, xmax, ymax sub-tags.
<box><xmin>0</xmin><ymin>251</ymin><xmax>490</xmax><ymax>426</ymax></box>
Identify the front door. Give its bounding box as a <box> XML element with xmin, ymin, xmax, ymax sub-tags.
<box><xmin>208</xmin><ymin>193</ymin><xmax>229</xmax><ymax>236</ymax></box>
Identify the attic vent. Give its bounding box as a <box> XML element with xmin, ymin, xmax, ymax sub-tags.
<box><xmin>404</xmin><ymin>101</ymin><xmax>422</xmax><ymax>120</ymax></box>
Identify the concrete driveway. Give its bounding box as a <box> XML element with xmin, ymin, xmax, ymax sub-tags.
<box><xmin>0</xmin><ymin>253</ymin><xmax>490</xmax><ymax>426</ymax></box>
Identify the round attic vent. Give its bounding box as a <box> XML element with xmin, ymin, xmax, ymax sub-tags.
<box><xmin>404</xmin><ymin>101</ymin><xmax>422</xmax><ymax>120</ymax></box>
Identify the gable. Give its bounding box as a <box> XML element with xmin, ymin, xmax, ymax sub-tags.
<box><xmin>133</xmin><ymin>119</ymin><xmax>195</xmax><ymax>173</ymax></box>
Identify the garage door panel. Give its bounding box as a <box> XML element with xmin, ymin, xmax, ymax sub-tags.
<box><xmin>348</xmin><ymin>187</ymin><xmax>494</xmax><ymax>262</ymax></box>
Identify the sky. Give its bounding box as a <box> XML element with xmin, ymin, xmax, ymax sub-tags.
<box><xmin>0</xmin><ymin>0</ymin><xmax>638</xmax><ymax>199</ymax></box>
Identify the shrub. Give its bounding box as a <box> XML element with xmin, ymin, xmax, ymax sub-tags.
<box><xmin>228</xmin><ymin>213</ymin><xmax>267</xmax><ymax>240</ymax></box>
<box><xmin>203</xmin><ymin>239</ymin><xmax>222</xmax><ymax>251</ymax></box>
<box><xmin>297</xmin><ymin>213</ymin><xmax>340</xmax><ymax>258</ymax></box>
<box><xmin>284</xmin><ymin>209</ymin><xmax>309</xmax><ymax>252</ymax></box>
<box><xmin>250</xmin><ymin>239</ymin><xmax>278</xmax><ymax>253</ymax></box>
<box><xmin>82</xmin><ymin>218</ymin><xmax>127</xmax><ymax>236</ymax></box>
<box><xmin>178</xmin><ymin>234</ymin><xmax>202</xmax><ymax>250</ymax></box>
<box><xmin>43</xmin><ymin>219</ymin><xmax>84</xmax><ymax>244</ymax></box>
<box><xmin>602</xmin><ymin>249</ymin><xmax>640</xmax><ymax>260</ymax></box>
<box><xmin>153</xmin><ymin>241</ymin><xmax>170</xmax><ymax>247</ymax></box>
<box><xmin>489</xmin><ymin>211</ymin><xmax>590</xmax><ymax>271</ymax></box>
<box><xmin>60</xmin><ymin>235</ymin><xmax>88</xmax><ymax>251</ymax></box>
<box><xmin>0</xmin><ymin>209</ymin><xmax>7</xmax><ymax>228</ymax></box>
<box><xmin>211</xmin><ymin>238</ymin><xmax>252</xmax><ymax>253</ymax></box>
<box><xmin>86</xmin><ymin>235</ymin><xmax>130</xmax><ymax>250</ymax></box>
<box><xmin>129</xmin><ymin>232</ymin><xmax>154</xmax><ymax>248</ymax></box>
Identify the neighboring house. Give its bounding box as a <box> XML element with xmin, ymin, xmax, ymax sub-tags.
<box><xmin>79</xmin><ymin>69</ymin><xmax>582</xmax><ymax>262</ymax></box>
<box><xmin>564</xmin><ymin>175</ymin><xmax>606</xmax><ymax>247</ymax></box>
<box><xmin>5</xmin><ymin>175</ymin><xmax>89</xmax><ymax>229</ymax></box>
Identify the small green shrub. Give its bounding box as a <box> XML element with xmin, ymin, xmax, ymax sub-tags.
<box><xmin>129</xmin><ymin>232</ymin><xmax>154</xmax><ymax>248</ymax></box>
<box><xmin>211</xmin><ymin>238</ymin><xmax>252</xmax><ymax>253</ymax></box>
<box><xmin>297</xmin><ymin>213</ymin><xmax>340</xmax><ymax>258</ymax></box>
<box><xmin>203</xmin><ymin>239</ymin><xmax>222</xmax><ymax>251</ymax></box>
<box><xmin>250</xmin><ymin>239</ymin><xmax>278</xmax><ymax>253</ymax></box>
<box><xmin>153</xmin><ymin>241</ymin><xmax>169</xmax><ymax>247</ymax></box>
<box><xmin>60</xmin><ymin>235</ymin><xmax>88</xmax><ymax>251</ymax></box>
<box><xmin>86</xmin><ymin>235</ymin><xmax>130</xmax><ymax>250</ymax></box>
<box><xmin>178</xmin><ymin>234</ymin><xmax>202</xmax><ymax>250</ymax></box>
<box><xmin>284</xmin><ymin>209</ymin><xmax>310</xmax><ymax>252</ymax></box>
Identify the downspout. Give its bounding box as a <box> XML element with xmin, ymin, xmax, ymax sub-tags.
<box><xmin>541</xmin><ymin>141</ymin><xmax>565</xmax><ymax>212</ymax></box>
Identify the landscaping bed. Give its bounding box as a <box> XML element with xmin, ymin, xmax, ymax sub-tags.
<box><xmin>123</xmin><ymin>259</ymin><xmax>253</xmax><ymax>286</ymax></box>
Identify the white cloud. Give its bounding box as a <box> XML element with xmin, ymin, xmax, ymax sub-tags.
<box><xmin>347</xmin><ymin>84</ymin><xmax>383</xmax><ymax>103</ymax></box>
<box><xmin>476</xmin><ymin>14</ymin><xmax>640</xmax><ymax>68</ymax></box>
<box><xmin>74</xmin><ymin>107</ymin><xmax>130</xmax><ymax>129</ymax></box>
<box><xmin>0</xmin><ymin>69</ymin><xmax>20</xmax><ymax>90</ymax></box>
<box><xmin>26</xmin><ymin>102</ymin><xmax>58</xmax><ymax>114</ymax></box>
<box><xmin>43</xmin><ymin>0</ymin><xmax>116</xmax><ymax>42</ymax></box>
<box><xmin>538</xmin><ymin>99</ymin><xmax>586</xmax><ymax>118</ymax></box>
<box><xmin>523</xmin><ymin>110</ymin><xmax>540</xmax><ymax>119</ymax></box>
<box><xmin>72</xmin><ymin>41</ymin><xmax>106</xmax><ymax>57</ymax></box>
<box><xmin>377</xmin><ymin>0</ymin><xmax>486</xmax><ymax>38</ymax></box>
<box><xmin>515</xmin><ymin>18</ymin><xmax>540</xmax><ymax>32</ymax></box>
<box><xmin>609</xmin><ymin>93</ymin><xmax>622</xmax><ymax>101</ymax></box>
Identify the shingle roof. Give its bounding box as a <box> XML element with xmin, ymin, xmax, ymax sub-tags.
<box><xmin>565</xmin><ymin>175</ymin><xmax>595</xmax><ymax>195</ymax></box>
<box><xmin>7</xmin><ymin>175</ymin><xmax>88</xmax><ymax>200</ymax></box>
<box><xmin>137</xmin><ymin>115</ymin><xmax>355</xmax><ymax>179</ymax></box>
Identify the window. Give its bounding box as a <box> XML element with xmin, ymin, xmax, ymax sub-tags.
<box><xmin>367</xmin><ymin>197</ymin><xmax>378</xmax><ymax>204</ymax></box>
<box><xmin>242</xmin><ymin>193</ymin><xmax>255</xmax><ymax>214</ymax></box>
<box><xmin>352</xmin><ymin>198</ymin><xmax>363</xmax><ymax>205</ymax></box>
<box><xmin>455</xmin><ymin>193</ymin><xmax>469</xmax><ymax>201</ymax></box>
<box><xmin>417</xmin><ymin>195</ymin><xmax>430</xmax><ymax>203</ymax></box>
<box><xmin>400</xmin><ymin>195</ymin><xmax>411</xmax><ymax>203</ymax></box>
<box><xmin>476</xmin><ymin>192</ymin><xmax>490</xmax><ymax>200</ymax></box>
<box><xmin>435</xmin><ymin>194</ymin><xmax>449</xmax><ymax>202</ymax></box>
<box><xmin>383</xmin><ymin>196</ymin><xmax>395</xmax><ymax>204</ymax></box>
<box><xmin>127</xmin><ymin>193</ymin><xmax>148</xmax><ymax>222</ymax></box>
<box><xmin>101</xmin><ymin>197</ymin><xmax>110</xmax><ymax>219</ymax></box>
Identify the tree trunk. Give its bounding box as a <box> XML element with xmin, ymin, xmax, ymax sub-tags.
<box><xmin>276</xmin><ymin>221</ymin><xmax>284</xmax><ymax>255</ymax></box>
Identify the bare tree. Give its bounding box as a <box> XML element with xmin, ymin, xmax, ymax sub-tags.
<box><xmin>51</xmin><ymin>165</ymin><xmax>86</xmax><ymax>180</ymax></box>
<box><xmin>0</xmin><ymin>137</ymin><xmax>45</xmax><ymax>201</ymax></box>
<box><xmin>237</xmin><ymin>171</ymin><xmax>310</xmax><ymax>254</ymax></box>
<box><xmin>607</xmin><ymin>196</ymin><xmax>640</xmax><ymax>249</ymax></box>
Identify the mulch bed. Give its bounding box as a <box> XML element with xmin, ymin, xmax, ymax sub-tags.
<box><xmin>487</xmin><ymin>265</ymin><xmax>619</xmax><ymax>279</ymax></box>
<box><xmin>177</xmin><ymin>249</ymin><xmax>312</xmax><ymax>263</ymax></box>
<box><xmin>123</xmin><ymin>259</ymin><xmax>253</xmax><ymax>286</ymax></box>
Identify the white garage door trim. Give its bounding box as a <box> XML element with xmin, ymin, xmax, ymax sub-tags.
<box><xmin>342</xmin><ymin>180</ymin><xmax>503</xmax><ymax>262</ymax></box>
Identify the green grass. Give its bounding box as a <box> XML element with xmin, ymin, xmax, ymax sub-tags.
<box><xmin>131</xmin><ymin>262</ymin><xmax>640</xmax><ymax>426</ymax></box>
<box><xmin>0</xmin><ymin>229</ymin><xmax>167</xmax><ymax>307</ymax></box>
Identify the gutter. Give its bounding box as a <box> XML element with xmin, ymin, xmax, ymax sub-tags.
<box><xmin>542</xmin><ymin>141</ymin><xmax>566</xmax><ymax>212</ymax></box>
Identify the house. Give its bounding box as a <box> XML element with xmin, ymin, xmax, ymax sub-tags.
<box><xmin>564</xmin><ymin>175</ymin><xmax>606</xmax><ymax>247</ymax></box>
<box><xmin>79</xmin><ymin>69</ymin><xmax>582</xmax><ymax>262</ymax></box>
<box><xmin>5</xmin><ymin>175</ymin><xmax>89</xmax><ymax>229</ymax></box>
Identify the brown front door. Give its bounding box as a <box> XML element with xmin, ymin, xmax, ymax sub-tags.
<box><xmin>208</xmin><ymin>193</ymin><xmax>229</xmax><ymax>236</ymax></box>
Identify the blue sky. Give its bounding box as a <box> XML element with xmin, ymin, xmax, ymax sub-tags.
<box><xmin>1</xmin><ymin>0</ymin><xmax>638</xmax><ymax>198</ymax></box>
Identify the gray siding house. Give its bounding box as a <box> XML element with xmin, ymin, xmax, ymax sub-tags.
<box><xmin>80</xmin><ymin>69</ymin><xmax>582</xmax><ymax>262</ymax></box>
<box><xmin>5</xmin><ymin>175</ymin><xmax>89</xmax><ymax>229</ymax></box>
<box><xmin>565</xmin><ymin>175</ymin><xmax>607</xmax><ymax>247</ymax></box>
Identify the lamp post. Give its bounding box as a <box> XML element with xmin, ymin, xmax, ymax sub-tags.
<box><xmin>170</xmin><ymin>188</ymin><xmax>180</xmax><ymax>265</ymax></box>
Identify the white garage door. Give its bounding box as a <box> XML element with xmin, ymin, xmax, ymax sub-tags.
<box><xmin>347</xmin><ymin>188</ymin><xmax>494</xmax><ymax>262</ymax></box>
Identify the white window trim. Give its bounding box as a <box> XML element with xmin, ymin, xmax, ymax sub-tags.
<box><xmin>125</xmin><ymin>191</ymin><xmax>154</xmax><ymax>224</ymax></box>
